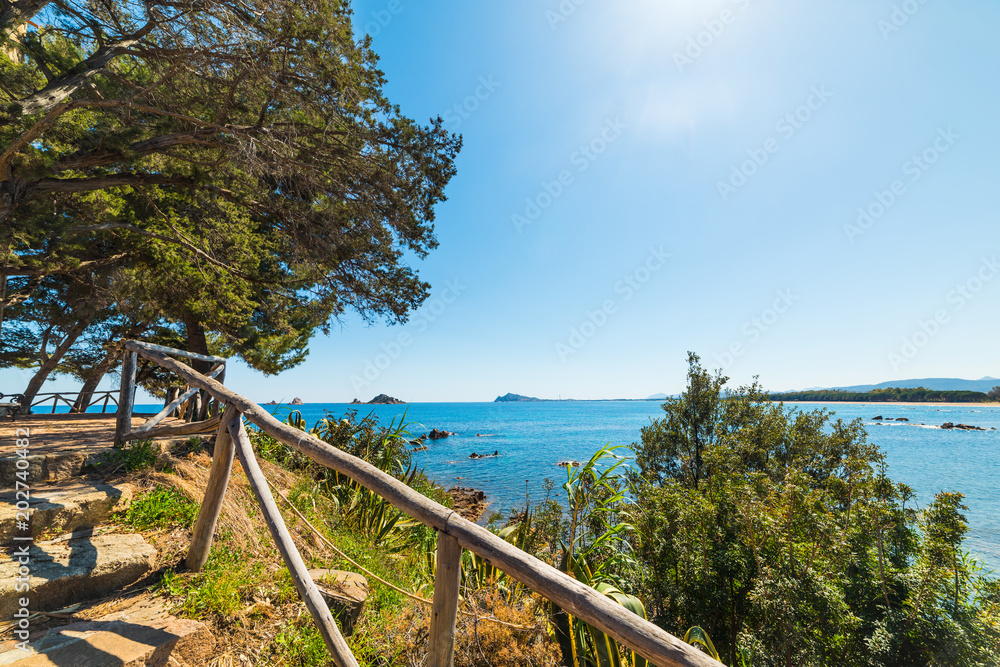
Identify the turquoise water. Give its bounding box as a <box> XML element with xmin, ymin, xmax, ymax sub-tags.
<box><xmin>129</xmin><ymin>400</ymin><xmax>1000</xmax><ymax>567</ymax></box>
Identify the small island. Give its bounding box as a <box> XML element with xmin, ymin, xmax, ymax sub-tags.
<box><xmin>494</xmin><ymin>393</ymin><xmax>543</xmax><ymax>402</ymax></box>
<box><xmin>351</xmin><ymin>394</ymin><xmax>406</xmax><ymax>405</ymax></box>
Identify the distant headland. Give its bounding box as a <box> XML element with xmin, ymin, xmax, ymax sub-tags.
<box><xmin>768</xmin><ymin>386</ymin><xmax>1000</xmax><ymax>404</ymax></box>
<box><xmin>494</xmin><ymin>392</ymin><xmax>667</xmax><ymax>403</ymax></box>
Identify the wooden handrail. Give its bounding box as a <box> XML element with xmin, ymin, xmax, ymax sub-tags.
<box><xmin>26</xmin><ymin>391</ymin><xmax>119</xmax><ymax>414</ymax></box>
<box><xmin>125</xmin><ymin>341</ymin><xmax>226</xmax><ymax>363</ymax></box>
<box><xmin>428</xmin><ymin>533</ymin><xmax>462</xmax><ymax>666</ymax></box>
<box><xmin>113</xmin><ymin>345</ymin><xmax>226</xmax><ymax>445</ymax></box>
<box><xmin>186</xmin><ymin>404</ymin><xmax>240</xmax><ymax>571</ymax></box>
<box><xmin>122</xmin><ymin>340</ymin><xmax>723</xmax><ymax>667</ymax></box>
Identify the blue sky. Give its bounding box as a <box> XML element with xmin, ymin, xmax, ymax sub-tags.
<box><xmin>9</xmin><ymin>0</ymin><xmax>1000</xmax><ymax>402</ymax></box>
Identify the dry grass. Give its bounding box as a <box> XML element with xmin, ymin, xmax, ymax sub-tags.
<box><xmin>123</xmin><ymin>444</ymin><xmax>319</xmax><ymax>557</ymax></box>
<box><xmin>370</xmin><ymin>588</ymin><xmax>560</xmax><ymax>667</ymax></box>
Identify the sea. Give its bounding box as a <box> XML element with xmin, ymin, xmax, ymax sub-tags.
<box><xmin>128</xmin><ymin>400</ymin><xmax>1000</xmax><ymax>568</ymax></box>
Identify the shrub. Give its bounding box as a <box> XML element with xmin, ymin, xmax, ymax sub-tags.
<box><xmin>628</xmin><ymin>352</ymin><xmax>1000</xmax><ymax>666</ymax></box>
<box><xmin>101</xmin><ymin>439</ymin><xmax>158</xmax><ymax>473</ymax></box>
<box><xmin>123</xmin><ymin>486</ymin><xmax>199</xmax><ymax>530</ymax></box>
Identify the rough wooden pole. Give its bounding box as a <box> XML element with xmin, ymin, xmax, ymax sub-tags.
<box><xmin>428</xmin><ymin>533</ymin><xmax>463</xmax><ymax>667</ymax></box>
<box><xmin>228</xmin><ymin>417</ymin><xmax>360</xmax><ymax>667</ymax></box>
<box><xmin>186</xmin><ymin>404</ymin><xmax>240</xmax><ymax>572</ymax></box>
<box><xmin>133</xmin><ymin>364</ymin><xmax>225</xmax><ymax>436</ymax></box>
<box><xmin>114</xmin><ymin>351</ymin><xmax>137</xmax><ymax>447</ymax></box>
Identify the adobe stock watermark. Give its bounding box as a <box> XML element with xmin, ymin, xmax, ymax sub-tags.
<box><xmin>511</xmin><ymin>117</ymin><xmax>628</xmax><ymax>233</ymax></box>
<box><xmin>545</xmin><ymin>0</ymin><xmax>590</xmax><ymax>30</ymax></box>
<box><xmin>673</xmin><ymin>0</ymin><xmax>753</xmax><ymax>72</ymax></box>
<box><xmin>349</xmin><ymin>280</ymin><xmax>466</xmax><ymax>393</ymax></box>
<box><xmin>11</xmin><ymin>426</ymin><xmax>32</xmax><ymax>654</ymax></box>
<box><xmin>878</xmin><ymin>0</ymin><xmax>932</xmax><ymax>40</ymax></box>
<box><xmin>713</xmin><ymin>289</ymin><xmax>799</xmax><ymax>369</ymax></box>
<box><xmin>555</xmin><ymin>246</ymin><xmax>671</xmax><ymax>362</ymax></box>
<box><xmin>362</xmin><ymin>0</ymin><xmax>412</xmax><ymax>38</ymax></box>
<box><xmin>887</xmin><ymin>256</ymin><xmax>998</xmax><ymax>371</ymax></box>
<box><xmin>843</xmin><ymin>127</ymin><xmax>958</xmax><ymax>244</ymax></box>
<box><xmin>717</xmin><ymin>85</ymin><xmax>834</xmax><ymax>202</ymax></box>
<box><xmin>443</xmin><ymin>76</ymin><xmax>502</xmax><ymax>131</ymax></box>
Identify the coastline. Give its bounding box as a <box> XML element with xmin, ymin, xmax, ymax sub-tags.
<box><xmin>779</xmin><ymin>401</ymin><xmax>1000</xmax><ymax>408</ymax></box>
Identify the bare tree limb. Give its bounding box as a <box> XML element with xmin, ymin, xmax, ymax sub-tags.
<box><xmin>31</xmin><ymin>173</ymin><xmax>190</xmax><ymax>193</ymax></box>
<box><xmin>14</xmin><ymin>24</ymin><xmax>155</xmax><ymax>116</ymax></box>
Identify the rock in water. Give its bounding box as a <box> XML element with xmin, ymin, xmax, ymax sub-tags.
<box><xmin>447</xmin><ymin>488</ymin><xmax>488</xmax><ymax>521</ymax></box>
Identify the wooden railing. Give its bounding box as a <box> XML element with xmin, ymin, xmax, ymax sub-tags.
<box><xmin>117</xmin><ymin>340</ymin><xmax>723</xmax><ymax>667</ymax></box>
<box><xmin>29</xmin><ymin>390</ymin><xmax>119</xmax><ymax>414</ymax></box>
<box><xmin>114</xmin><ymin>343</ymin><xmax>227</xmax><ymax>446</ymax></box>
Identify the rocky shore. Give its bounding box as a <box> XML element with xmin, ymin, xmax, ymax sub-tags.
<box><xmin>871</xmin><ymin>417</ymin><xmax>995</xmax><ymax>431</ymax></box>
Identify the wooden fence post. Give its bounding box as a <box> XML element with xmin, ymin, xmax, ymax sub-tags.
<box><xmin>186</xmin><ymin>404</ymin><xmax>240</xmax><ymax>571</ymax></box>
<box><xmin>428</xmin><ymin>532</ymin><xmax>463</xmax><ymax>667</ymax></box>
<box><xmin>228</xmin><ymin>417</ymin><xmax>360</xmax><ymax>667</ymax></box>
<box><xmin>114</xmin><ymin>351</ymin><xmax>137</xmax><ymax>447</ymax></box>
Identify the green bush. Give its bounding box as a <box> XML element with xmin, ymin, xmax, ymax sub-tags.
<box><xmin>628</xmin><ymin>353</ymin><xmax>1000</xmax><ymax>666</ymax></box>
<box><xmin>157</xmin><ymin>542</ymin><xmax>267</xmax><ymax>619</ymax></box>
<box><xmin>123</xmin><ymin>486</ymin><xmax>199</xmax><ymax>530</ymax></box>
<box><xmin>102</xmin><ymin>439</ymin><xmax>158</xmax><ymax>473</ymax></box>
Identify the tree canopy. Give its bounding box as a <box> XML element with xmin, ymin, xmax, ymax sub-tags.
<box><xmin>0</xmin><ymin>0</ymin><xmax>461</xmax><ymax>396</ymax></box>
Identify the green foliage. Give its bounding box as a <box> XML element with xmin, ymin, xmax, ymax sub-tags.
<box><xmin>101</xmin><ymin>439</ymin><xmax>158</xmax><ymax>473</ymax></box>
<box><xmin>989</xmin><ymin>386</ymin><xmax>1000</xmax><ymax>401</ymax></box>
<box><xmin>628</xmin><ymin>352</ymin><xmax>1000</xmax><ymax>666</ymax></box>
<box><xmin>488</xmin><ymin>445</ymin><xmax>646</xmax><ymax>667</ymax></box>
<box><xmin>684</xmin><ymin>627</ymin><xmax>722</xmax><ymax>661</ymax></box>
<box><xmin>123</xmin><ymin>486</ymin><xmax>199</xmax><ymax>530</ymax></box>
<box><xmin>768</xmin><ymin>386</ymin><xmax>993</xmax><ymax>403</ymax></box>
<box><xmin>275</xmin><ymin>620</ymin><xmax>329</xmax><ymax>666</ymax></box>
<box><xmin>251</xmin><ymin>410</ymin><xmax>425</xmax><ymax>551</ymax></box>
<box><xmin>157</xmin><ymin>542</ymin><xmax>267</xmax><ymax>619</ymax></box>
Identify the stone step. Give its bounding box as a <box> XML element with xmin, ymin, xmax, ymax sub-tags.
<box><xmin>0</xmin><ymin>531</ymin><xmax>156</xmax><ymax>618</ymax></box>
<box><xmin>0</xmin><ymin>597</ymin><xmax>214</xmax><ymax>666</ymax></box>
<box><xmin>0</xmin><ymin>480</ymin><xmax>134</xmax><ymax>544</ymax></box>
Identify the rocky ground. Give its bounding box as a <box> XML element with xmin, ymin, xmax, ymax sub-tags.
<box><xmin>446</xmin><ymin>487</ymin><xmax>488</xmax><ymax>522</ymax></box>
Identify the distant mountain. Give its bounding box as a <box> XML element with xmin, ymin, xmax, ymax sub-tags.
<box><xmin>828</xmin><ymin>377</ymin><xmax>999</xmax><ymax>393</ymax></box>
<box><xmin>494</xmin><ymin>393</ymin><xmax>543</xmax><ymax>402</ymax></box>
<box><xmin>647</xmin><ymin>393</ymin><xmax>668</xmax><ymax>400</ymax></box>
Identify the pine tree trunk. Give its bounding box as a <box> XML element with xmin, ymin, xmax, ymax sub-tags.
<box><xmin>184</xmin><ymin>314</ymin><xmax>212</xmax><ymax>373</ymax></box>
<box><xmin>71</xmin><ymin>345</ymin><xmax>121</xmax><ymax>412</ymax></box>
<box><xmin>184</xmin><ymin>314</ymin><xmax>212</xmax><ymax>422</ymax></box>
<box><xmin>21</xmin><ymin>316</ymin><xmax>92</xmax><ymax>405</ymax></box>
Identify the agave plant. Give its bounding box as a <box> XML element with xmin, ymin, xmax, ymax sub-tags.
<box><xmin>252</xmin><ymin>410</ymin><xmax>424</xmax><ymax>550</ymax></box>
<box><xmin>549</xmin><ymin>444</ymin><xmax>650</xmax><ymax>667</ymax></box>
